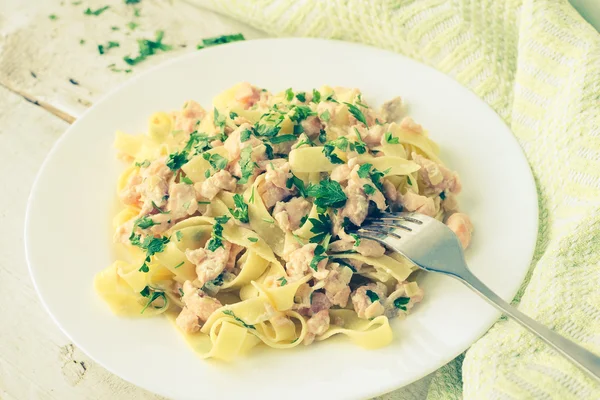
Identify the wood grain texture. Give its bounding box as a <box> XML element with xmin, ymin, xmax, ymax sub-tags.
<box><xmin>0</xmin><ymin>1</ymin><xmax>432</xmax><ymax>399</ymax></box>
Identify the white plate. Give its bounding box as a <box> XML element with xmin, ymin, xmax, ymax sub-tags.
<box><xmin>26</xmin><ymin>38</ymin><xmax>538</xmax><ymax>400</ymax></box>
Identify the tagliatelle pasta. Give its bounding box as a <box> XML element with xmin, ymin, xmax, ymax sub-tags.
<box><xmin>95</xmin><ymin>82</ymin><xmax>473</xmax><ymax>361</ymax></box>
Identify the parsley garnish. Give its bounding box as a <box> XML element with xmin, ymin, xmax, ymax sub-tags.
<box><xmin>133</xmin><ymin>236</ymin><xmax>170</xmax><ymax>272</ymax></box>
<box><xmin>206</xmin><ymin>215</ymin><xmax>229</xmax><ymax>252</ymax></box>
<box><xmin>309</xmin><ymin>212</ymin><xmax>332</xmax><ymax>244</ymax></box>
<box><xmin>49</xmin><ymin>14</ymin><xmax>58</xmax><ymax>20</ymax></box>
<box><xmin>127</xmin><ymin>21</ymin><xmax>139</xmax><ymax>30</ymax></box>
<box><xmin>394</xmin><ymin>296</ymin><xmax>410</xmax><ymax>311</ymax></box>
<box><xmin>322</xmin><ymin>144</ymin><xmax>345</xmax><ymax>164</ymax></box>
<box><xmin>135</xmin><ymin>159</ymin><xmax>150</xmax><ymax>168</ymax></box>
<box><xmin>240</xmin><ymin>129</ymin><xmax>253</xmax><ymax>142</ymax></box>
<box><xmin>363</xmin><ymin>184</ymin><xmax>376</xmax><ymax>195</ymax></box>
<box><xmin>312</xmin><ymin>89</ymin><xmax>321</xmax><ymax>103</ymax></box>
<box><xmin>222</xmin><ymin>309</ymin><xmax>255</xmax><ymax>329</ymax></box>
<box><xmin>350</xmin><ymin>233</ymin><xmax>361</xmax><ymax>246</ymax></box>
<box><xmin>310</xmin><ymin>245</ymin><xmax>327</xmax><ymax>271</ymax></box>
<box><xmin>202</xmin><ymin>152</ymin><xmax>228</xmax><ymax>171</ymax></box>
<box><xmin>285</xmin><ymin>88</ymin><xmax>294</xmax><ymax>102</ymax></box>
<box><xmin>270</xmin><ymin>134</ymin><xmax>297</xmax><ymax>144</ymax></box>
<box><xmin>181</xmin><ymin>176</ymin><xmax>193</xmax><ymax>185</ymax></box>
<box><xmin>135</xmin><ymin>216</ymin><xmax>158</xmax><ymax>229</ymax></box>
<box><xmin>344</xmin><ymin>102</ymin><xmax>367</xmax><ymax>125</ymax></box>
<box><xmin>357</xmin><ymin>163</ymin><xmax>372</xmax><ymax>178</ymax></box>
<box><xmin>262</xmin><ymin>218</ymin><xmax>275</xmax><ymax>224</ymax></box>
<box><xmin>331</xmin><ymin>258</ymin><xmax>357</xmax><ymax>272</ymax></box>
<box><xmin>365</xmin><ymin>289</ymin><xmax>379</xmax><ymax>303</ymax></box>
<box><xmin>278</xmin><ymin>277</ymin><xmax>288</xmax><ymax>286</ymax></box>
<box><xmin>318</xmin><ymin>129</ymin><xmax>327</xmax><ymax>143</ymax></box>
<box><xmin>237</xmin><ymin>146</ymin><xmax>256</xmax><ymax>184</ymax></box>
<box><xmin>286</xmin><ymin>173</ymin><xmax>308</xmax><ymax>197</ymax></box>
<box><xmin>385</xmin><ymin>131</ymin><xmax>400</xmax><ymax>144</ymax></box>
<box><xmin>369</xmin><ymin>168</ymin><xmax>388</xmax><ymax>193</ymax></box>
<box><xmin>254</xmin><ymin>122</ymin><xmax>281</xmax><ymax>138</ymax></box>
<box><xmin>166</xmin><ymin>151</ymin><xmax>188</xmax><ymax>171</ymax></box>
<box><xmin>440</xmin><ymin>191</ymin><xmax>446</xmax><ymax>200</ymax></box>
<box><xmin>124</xmin><ymin>0</ymin><xmax>141</xmax><ymax>4</ymax></box>
<box><xmin>196</xmin><ymin>33</ymin><xmax>245</xmax><ymax>49</ymax></box>
<box><xmin>139</xmin><ymin>287</ymin><xmax>167</xmax><ymax>314</ymax></box>
<box><xmin>213</xmin><ymin>108</ymin><xmax>226</xmax><ymax>132</ymax></box>
<box><xmin>288</xmin><ymin>105</ymin><xmax>315</xmax><ymax>123</ymax></box>
<box><xmin>295</xmin><ymin>92</ymin><xmax>306</xmax><ymax>102</ymax></box>
<box><xmin>247</xmin><ymin>237</ymin><xmax>258</xmax><ymax>243</ymax></box>
<box><xmin>407</xmin><ymin>176</ymin><xmax>412</xmax><ymax>185</ymax></box>
<box><xmin>173</xmin><ymin>261</ymin><xmax>184</xmax><ymax>269</ymax></box>
<box><xmin>97</xmin><ymin>41</ymin><xmax>119</xmax><ymax>55</ymax></box>
<box><xmin>320</xmin><ymin>110</ymin><xmax>330</xmax><ymax>122</ymax></box>
<box><xmin>175</xmin><ymin>231</ymin><xmax>183</xmax><ymax>241</ymax></box>
<box><xmin>307</xmin><ymin>179</ymin><xmax>347</xmax><ymax>208</ymax></box>
<box><xmin>151</xmin><ymin>201</ymin><xmax>169</xmax><ymax>214</ymax></box>
<box><xmin>229</xmin><ymin>111</ymin><xmax>238</xmax><ymax>119</ymax></box>
<box><xmin>84</xmin><ymin>6</ymin><xmax>109</xmax><ymax>16</ymax></box>
<box><xmin>249</xmin><ymin>186</ymin><xmax>255</xmax><ymax>203</ymax></box>
<box><xmin>124</xmin><ymin>30</ymin><xmax>172</xmax><ymax>66</ymax></box>
<box><xmin>229</xmin><ymin>194</ymin><xmax>249</xmax><ymax>223</ymax></box>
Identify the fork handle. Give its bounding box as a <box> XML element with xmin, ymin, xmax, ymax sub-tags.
<box><xmin>456</xmin><ymin>269</ymin><xmax>600</xmax><ymax>383</ymax></box>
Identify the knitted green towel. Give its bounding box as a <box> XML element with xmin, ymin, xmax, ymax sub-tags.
<box><xmin>190</xmin><ymin>1</ymin><xmax>600</xmax><ymax>398</ymax></box>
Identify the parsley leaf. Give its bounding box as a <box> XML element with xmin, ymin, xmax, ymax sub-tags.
<box><xmin>365</xmin><ymin>289</ymin><xmax>380</xmax><ymax>303</ymax></box>
<box><xmin>270</xmin><ymin>134</ymin><xmax>297</xmax><ymax>144</ymax></box>
<box><xmin>135</xmin><ymin>159</ymin><xmax>150</xmax><ymax>168</ymax></box>
<box><xmin>229</xmin><ymin>194</ymin><xmax>249</xmax><ymax>223</ymax></box>
<box><xmin>307</xmin><ymin>179</ymin><xmax>347</xmax><ymax>209</ymax></box>
<box><xmin>166</xmin><ymin>151</ymin><xmax>188</xmax><ymax>171</ymax></box>
<box><xmin>318</xmin><ymin>129</ymin><xmax>327</xmax><ymax>143</ymax></box>
<box><xmin>394</xmin><ymin>296</ymin><xmax>410</xmax><ymax>311</ymax></box>
<box><xmin>240</xmin><ymin>129</ymin><xmax>253</xmax><ymax>142</ymax></box>
<box><xmin>363</xmin><ymin>184</ymin><xmax>376</xmax><ymax>195</ymax></box>
<box><xmin>202</xmin><ymin>152</ymin><xmax>228</xmax><ymax>171</ymax></box>
<box><xmin>140</xmin><ymin>288</ymin><xmax>167</xmax><ymax>314</ymax></box>
<box><xmin>84</xmin><ymin>6</ymin><xmax>109</xmax><ymax>16</ymax></box>
<box><xmin>175</xmin><ymin>231</ymin><xmax>183</xmax><ymax>241</ymax></box>
<box><xmin>440</xmin><ymin>191</ymin><xmax>446</xmax><ymax>200</ymax></box>
<box><xmin>222</xmin><ymin>309</ymin><xmax>255</xmax><ymax>329</ymax></box>
<box><xmin>229</xmin><ymin>111</ymin><xmax>238</xmax><ymax>120</ymax></box>
<box><xmin>295</xmin><ymin>92</ymin><xmax>306</xmax><ymax>102</ymax></box>
<box><xmin>288</xmin><ymin>105</ymin><xmax>315</xmax><ymax>123</ymax></box>
<box><xmin>181</xmin><ymin>176</ymin><xmax>193</xmax><ymax>185</ymax></box>
<box><xmin>357</xmin><ymin>163</ymin><xmax>372</xmax><ymax>178</ymax></box>
<box><xmin>310</xmin><ymin>245</ymin><xmax>327</xmax><ymax>271</ymax></box>
<box><xmin>97</xmin><ymin>41</ymin><xmax>119</xmax><ymax>55</ymax></box>
<box><xmin>134</xmin><ymin>236</ymin><xmax>170</xmax><ymax>272</ymax></box>
<box><xmin>124</xmin><ymin>30</ymin><xmax>172</xmax><ymax>66</ymax></box>
<box><xmin>320</xmin><ymin>110</ymin><xmax>330</xmax><ymax>122</ymax></box>
<box><xmin>309</xmin><ymin>212</ymin><xmax>332</xmax><ymax>244</ymax></box>
<box><xmin>135</xmin><ymin>216</ymin><xmax>158</xmax><ymax>229</ymax></box>
<box><xmin>125</xmin><ymin>0</ymin><xmax>141</xmax><ymax>4</ymax></box>
<box><xmin>385</xmin><ymin>131</ymin><xmax>400</xmax><ymax>144</ymax></box>
<box><xmin>344</xmin><ymin>102</ymin><xmax>367</xmax><ymax>125</ymax></box>
<box><xmin>285</xmin><ymin>88</ymin><xmax>294</xmax><ymax>102</ymax></box>
<box><xmin>247</xmin><ymin>237</ymin><xmax>259</xmax><ymax>243</ymax></box>
<box><xmin>196</xmin><ymin>33</ymin><xmax>245</xmax><ymax>49</ymax></box>
<box><xmin>278</xmin><ymin>276</ymin><xmax>288</xmax><ymax>286</ymax></box>
<box><xmin>151</xmin><ymin>201</ymin><xmax>169</xmax><ymax>214</ymax></box>
<box><xmin>312</xmin><ymin>89</ymin><xmax>321</xmax><ymax>103</ymax></box>
<box><xmin>237</xmin><ymin>146</ymin><xmax>257</xmax><ymax>185</ymax></box>
<box><xmin>331</xmin><ymin>258</ymin><xmax>357</xmax><ymax>272</ymax></box>
<box><xmin>286</xmin><ymin>173</ymin><xmax>307</xmax><ymax>197</ymax></box>
<box><xmin>322</xmin><ymin>143</ymin><xmax>345</xmax><ymax>164</ymax></box>
<box><xmin>206</xmin><ymin>216</ymin><xmax>228</xmax><ymax>252</ymax></box>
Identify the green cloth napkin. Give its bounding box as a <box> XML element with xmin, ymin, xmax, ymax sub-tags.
<box><xmin>191</xmin><ymin>0</ymin><xmax>600</xmax><ymax>398</ymax></box>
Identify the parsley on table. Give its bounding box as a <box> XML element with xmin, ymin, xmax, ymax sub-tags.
<box><xmin>309</xmin><ymin>212</ymin><xmax>332</xmax><ymax>244</ymax></box>
<box><xmin>196</xmin><ymin>33</ymin><xmax>245</xmax><ymax>49</ymax></box>
<box><xmin>286</xmin><ymin>173</ymin><xmax>307</xmax><ymax>197</ymax></box>
<box><xmin>139</xmin><ymin>286</ymin><xmax>167</xmax><ymax>314</ymax></box>
<box><xmin>278</xmin><ymin>277</ymin><xmax>288</xmax><ymax>286</ymax></box>
<box><xmin>166</xmin><ymin>151</ymin><xmax>188</xmax><ymax>171</ymax></box>
<box><xmin>295</xmin><ymin>92</ymin><xmax>306</xmax><ymax>102</ymax></box>
<box><xmin>222</xmin><ymin>309</ymin><xmax>255</xmax><ymax>329</ymax></box>
<box><xmin>247</xmin><ymin>237</ymin><xmax>258</xmax><ymax>243</ymax></box>
<box><xmin>365</xmin><ymin>289</ymin><xmax>380</xmax><ymax>302</ymax></box>
<box><xmin>229</xmin><ymin>194</ymin><xmax>249</xmax><ymax>223</ymax></box>
<box><xmin>344</xmin><ymin>102</ymin><xmax>367</xmax><ymax>125</ymax></box>
<box><xmin>322</xmin><ymin>143</ymin><xmax>345</xmax><ymax>164</ymax></box>
<box><xmin>237</xmin><ymin>146</ymin><xmax>257</xmax><ymax>185</ymax></box>
<box><xmin>307</xmin><ymin>179</ymin><xmax>347</xmax><ymax>209</ymax></box>
<box><xmin>363</xmin><ymin>184</ymin><xmax>376</xmax><ymax>195</ymax></box>
<box><xmin>320</xmin><ymin>110</ymin><xmax>330</xmax><ymax>122</ymax></box>
<box><xmin>385</xmin><ymin>131</ymin><xmax>400</xmax><ymax>144</ymax></box>
<box><xmin>312</xmin><ymin>89</ymin><xmax>321</xmax><ymax>103</ymax></box>
<box><xmin>270</xmin><ymin>134</ymin><xmax>297</xmax><ymax>144</ymax></box>
<box><xmin>310</xmin><ymin>245</ymin><xmax>327</xmax><ymax>271</ymax></box>
<box><xmin>206</xmin><ymin>217</ymin><xmax>227</xmax><ymax>252</ymax></box>
<box><xmin>84</xmin><ymin>6</ymin><xmax>109</xmax><ymax>16</ymax></box>
<box><xmin>124</xmin><ymin>30</ymin><xmax>172</xmax><ymax>66</ymax></box>
<box><xmin>394</xmin><ymin>296</ymin><xmax>410</xmax><ymax>311</ymax></box>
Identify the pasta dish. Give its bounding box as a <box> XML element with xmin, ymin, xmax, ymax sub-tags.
<box><xmin>95</xmin><ymin>83</ymin><xmax>473</xmax><ymax>361</ymax></box>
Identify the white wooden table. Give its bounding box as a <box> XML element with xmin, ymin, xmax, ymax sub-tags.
<box><xmin>1</xmin><ymin>1</ymin><xmax>435</xmax><ymax>399</ymax></box>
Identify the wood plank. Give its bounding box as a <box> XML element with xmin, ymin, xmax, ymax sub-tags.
<box><xmin>0</xmin><ymin>0</ymin><xmax>267</xmax><ymax>119</ymax></box>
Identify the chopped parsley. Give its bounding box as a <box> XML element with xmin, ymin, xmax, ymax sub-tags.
<box><xmin>440</xmin><ymin>191</ymin><xmax>446</xmax><ymax>200</ymax></box>
<box><xmin>385</xmin><ymin>131</ymin><xmax>400</xmax><ymax>144</ymax></box>
<box><xmin>222</xmin><ymin>309</ymin><xmax>255</xmax><ymax>329</ymax></box>
<box><xmin>166</xmin><ymin>151</ymin><xmax>188</xmax><ymax>171</ymax></box>
<box><xmin>240</xmin><ymin>129</ymin><xmax>253</xmax><ymax>142</ymax></box>
<box><xmin>202</xmin><ymin>152</ymin><xmax>228</xmax><ymax>171</ymax></box>
<box><xmin>309</xmin><ymin>212</ymin><xmax>332</xmax><ymax>244</ymax></box>
<box><xmin>357</xmin><ymin>163</ymin><xmax>372</xmax><ymax>178</ymax></box>
<box><xmin>132</xmin><ymin>236</ymin><xmax>170</xmax><ymax>272</ymax></box>
<box><xmin>196</xmin><ymin>33</ymin><xmax>245</xmax><ymax>49</ymax></box>
<box><xmin>394</xmin><ymin>296</ymin><xmax>410</xmax><ymax>311</ymax></box>
<box><xmin>229</xmin><ymin>111</ymin><xmax>239</xmax><ymax>120</ymax></box>
<box><xmin>322</xmin><ymin>143</ymin><xmax>345</xmax><ymax>164</ymax></box>
<box><xmin>344</xmin><ymin>102</ymin><xmax>367</xmax><ymax>125</ymax></box>
<box><xmin>124</xmin><ymin>30</ymin><xmax>172</xmax><ymax>66</ymax></box>
<box><xmin>249</xmin><ymin>186</ymin><xmax>255</xmax><ymax>203</ymax></box>
<box><xmin>124</xmin><ymin>0</ymin><xmax>141</xmax><ymax>4</ymax></box>
<box><xmin>127</xmin><ymin>21</ymin><xmax>139</xmax><ymax>30</ymax></box>
<box><xmin>270</xmin><ymin>134</ymin><xmax>297</xmax><ymax>144</ymax></box>
<box><xmin>247</xmin><ymin>237</ymin><xmax>259</xmax><ymax>243</ymax></box>
<box><xmin>363</xmin><ymin>184</ymin><xmax>376</xmax><ymax>195</ymax></box>
<box><xmin>278</xmin><ymin>277</ymin><xmax>288</xmax><ymax>286</ymax></box>
<box><xmin>286</xmin><ymin>173</ymin><xmax>308</xmax><ymax>197</ymax></box>
<box><xmin>135</xmin><ymin>216</ymin><xmax>158</xmax><ymax>229</ymax></box>
<box><xmin>175</xmin><ymin>231</ymin><xmax>183</xmax><ymax>241</ymax></box>
<box><xmin>139</xmin><ymin>287</ymin><xmax>167</xmax><ymax>314</ymax></box>
<box><xmin>262</xmin><ymin>217</ymin><xmax>275</xmax><ymax>224</ymax></box>
<box><xmin>135</xmin><ymin>159</ymin><xmax>150</xmax><ymax>168</ymax></box>
<box><xmin>331</xmin><ymin>258</ymin><xmax>357</xmax><ymax>272</ymax></box>
<box><xmin>151</xmin><ymin>201</ymin><xmax>169</xmax><ymax>214</ymax></box>
<box><xmin>318</xmin><ymin>129</ymin><xmax>327</xmax><ymax>143</ymax></box>
<box><xmin>310</xmin><ymin>245</ymin><xmax>327</xmax><ymax>271</ymax></box>
<box><xmin>213</xmin><ymin>108</ymin><xmax>226</xmax><ymax>133</ymax></box>
<box><xmin>295</xmin><ymin>92</ymin><xmax>306</xmax><ymax>102</ymax></box>
<box><xmin>84</xmin><ymin>6</ymin><xmax>110</xmax><ymax>16</ymax></box>
<box><xmin>173</xmin><ymin>261</ymin><xmax>184</xmax><ymax>269</ymax></box>
<box><xmin>285</xmin><ymin>88</ymin><xmax>294</xmax><ymax>102</ymax></box>
<box><xmin>365</xmin><ymin>289</ymin><xmax>380</xmax><ymax>303</ymax></box>
<box><xmin>312</xmin><ymin>89</ymin><xmax>321</xmax><ymax>103</ymax></box>
<box><xmin>307</xmin><ymin>179</ymin><xmax>347</xmax><ymax>209</ymax></box>
<box><xmin>49</xmin><ymin>14</ymin><xmax>58</xmax><ymax>20</ymax></box>
<box><xmin>237</xmin><ymin>146</ymin><xmax>257</xmax><ymax>184</ymax></box>
<box><xmin>350</xmin><ymin>233</ymin><xmax>361</xmax><ymax>246</ymax></box>
<box><xmin>206</xmin><ymin>215</ymin><xmax>229</xmax><ymax>252</ymax></box>
<box><xmin>97</xmin><ymin>41</ymin><xmax>119</xmax><ymax>55</ymax></box>
<box><xmin>229</xmin><ymin>194</ymin><xmax>249</xmax><ymax>223</ymax></box>
<box><xmin>320</xmin><ymin>110</ymin><xmax>330</xmax><ymax>122</ymax></box>
<box><xmin>180</xmin><ymin>176</ymin><xmax>193</xmax><ymax>185</ymax></box>
<box><xmin>288</xmin><ymin>105</ymin><xmax>315</xmax><ymax>123</ymax></box>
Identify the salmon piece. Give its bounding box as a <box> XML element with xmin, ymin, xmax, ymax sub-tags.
<box><xmin>173</xmin><ymin>100</ymin><xmax>206</xmax><ymax>134</ymax></box>
<box><xmin>185</xmin><ymin>241</ymin><xmax>232</xmax><ymax>285</ymax></box>
<box><xmin>446</xmin><ymin>213</ymin><xmax>473</xmax><ymax>249</ymax></box>
<box><xmin>300</xmin><ymin>116</ymin><xmax>323</xmax><ymax>138</ymax></box>
<box><xmin>399</xmin><ymin>190</ymin><xmax>438</xmax><ymax>217</ymax></box>
<box><xmin>352</xmin><ymin>282</ymin><xmax>387</xmax><ymax>319</ymax></box>
<box><xmin>324</xmin><ymin>264</ymin><xmax>353</xmax><ymax>307</ymax></box>
<box><xmin>273</xmin><ymin>197</ymin><xmax>312</xmax><ymax>231</ymax></box>
<box><xmin>285</xmin><ymin>243</ymin><xmax>328</xmax><ymax>281</ymax></box>
<box><xmin>399</xmin><ymin>117</ymin><xmax>423</xmax><ymax>134</ymax></box>
<box><xmin>176</xmin><ymin>281</ymin><xmax>222</xmax><ymax>333</ymax></box>
<box><xmin>167</xmin><ymin>182</ymin><xmax>198</xmax><ymax>219</ymax></box>
<box><xmin>195</xmin><ymin>169</ymin><xmax>237</xmax><ymax>200</ymax></box>
<box><xmin>329</xmin><ymin>238</ymin><xmax>385</xmax><ymax>258</ymax></box>
<box><xmin>412</xmin><ymin>153</ymin><xmax>462</xmax><ymax>194</ymax></box>
<box><xmin>379</xmin><ymin>97</ymin><xmax>403</xmax><ymax>123</ymax></box>
<box><xmin>234</xmin><ymin>82</ymin><xmax>261</xmax><ymax>109</ymax></box>
<box><xmin>259</xmin><ymin>162</ymin><xmax>293</xmax><ymax>208</ymax></box>
<box><xmin>303</xmin><ymin>310</ymin><xmax>330</xmax><ymax>345</ymax></box>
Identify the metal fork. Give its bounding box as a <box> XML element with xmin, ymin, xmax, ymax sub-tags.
<box><xmin>353</xmin><ymin>211</ymin><xmax>600</xmax><ymax>382</ymax></box>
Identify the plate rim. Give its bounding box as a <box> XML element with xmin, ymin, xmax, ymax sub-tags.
<box><xmin>25</xmin><ymin>37</ymin><xmax>539</xmax><ymax>399</ymax></box>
